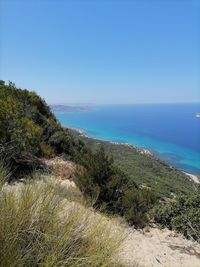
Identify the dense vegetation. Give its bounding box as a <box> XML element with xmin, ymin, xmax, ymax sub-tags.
<box><xmin>0</xmin><ymin>81</ymin><xmax>155</xmax><ymax>227</ymax></box>
<box><xmin>155</xmin><ymin>190</ymin><xmax>200</xmax><ymax>241</ymax></box>
<box><xmin>76</xmin><ymin>146</ymin><xmax>156</xmax><ymax>226</ymax></box>
<box><xmin>0</xmin><ymin>80</ymin><xmax>87</xmax><ymax>175</ymax></box>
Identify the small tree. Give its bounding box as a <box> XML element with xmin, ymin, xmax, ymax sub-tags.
<box><xmin>0</xmin><ymin>80</ymin><xmax>5</xmax><ymax>86</ymax></box>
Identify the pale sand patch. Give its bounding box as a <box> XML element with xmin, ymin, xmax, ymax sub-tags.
<box><xmin>43</xmin><ymin>157</ymin><xmax>83</xmax><ymax>200</ymax></box>
<box><xmin>183</xmin><ymin>172</ymin><xmax>200</xmax><ymax>184</ymax></box>
<box><xmin>119</xmin><ymin>227</ymin><xmax>200</xmax><ymax>267</ymax></box>
<box><xmin>139</xmin><ymin>148</ymin><xmax>153</xmax><ymax>156</ymax></box>
<box><xmin>44</xmin><ymin>157</ymin><xmax>77</xmax><ymax>180</ymax></box>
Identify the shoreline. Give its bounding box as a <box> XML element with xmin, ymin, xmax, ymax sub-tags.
<box><xmin>66</xmin><ymin>126</ymin><xmax>200</xmax><ymax>184</ymax></box>
<box><xmin>67</xmin><ymin>126</ymin><xmax>152</xmax><ymax>153</ymax></box>
<box><xmin>183</xmin><ymin>172</ymin><xmax>200</xmax><ymax>184</ymax></box>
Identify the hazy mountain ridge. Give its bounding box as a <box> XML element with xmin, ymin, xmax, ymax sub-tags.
<box><xmin>50</xmin><ymin>104</ymin><xmax>94</xmax><ymax>113</ymax></box>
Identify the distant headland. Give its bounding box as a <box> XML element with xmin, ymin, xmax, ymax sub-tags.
<box><xmin>50</xmin><ymin>104</ymin><xmax>94</xmax><ymax>113</ymax></box>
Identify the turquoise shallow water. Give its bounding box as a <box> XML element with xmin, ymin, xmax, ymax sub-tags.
<box><xmin>55</xmin><ymin>104</ymin><xmax>200</xmax><ymax>174</ymax></box>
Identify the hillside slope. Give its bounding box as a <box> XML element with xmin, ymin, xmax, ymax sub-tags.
<box><xmin>0</xmin><ymin>81</ymin><xmax>88</xmax><ymax>177</ymax></box>
<box><xmin>0</xmin><ymin>81</ymin><xmax>199</xmax><ymax>244</ymax></box>
<box><xmin>0</xmin><ymin>81</ymin><xmax>157</xmax><ymax>227</ymax></box>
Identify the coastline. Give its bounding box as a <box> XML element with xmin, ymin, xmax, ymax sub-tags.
<box><xmin>67</xmin><ymin>126</ymin><xmax>200</xmax><ymax>184</ymax></box>
<box><xmin>67</xmin><ymin>126</ymin><xmax>153</xmax><ymax>154</ymax></box>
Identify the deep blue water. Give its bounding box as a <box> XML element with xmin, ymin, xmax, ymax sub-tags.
<box><xmin>55</xmin><ymin>104</ymin><xmax>200</xmax><ymax>174</ymax></box>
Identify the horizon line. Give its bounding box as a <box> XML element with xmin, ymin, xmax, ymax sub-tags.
<box><xmin>49</xmin><ymin>102</ymin><xmax>200</xmax><ymax>106</ymax></box>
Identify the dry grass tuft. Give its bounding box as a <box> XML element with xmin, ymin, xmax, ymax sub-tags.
<box><xmin>0</xmin><ymin>164</ymin><xmax>124</xmax><ymax>267</ymax></box>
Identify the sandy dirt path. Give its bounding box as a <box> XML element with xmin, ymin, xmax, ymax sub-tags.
<box><xmin>119</xmin><ymin>227</ymin><xmax>200</xmax><ymax>267</ymax></box>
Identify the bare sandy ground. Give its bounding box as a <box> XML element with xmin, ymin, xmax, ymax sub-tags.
<box><xmin>119</xmin><ymin>226</ymin><xmax>200</xmax><ymax>267</ymax></box>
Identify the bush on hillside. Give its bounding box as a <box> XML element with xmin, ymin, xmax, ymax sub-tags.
<box><xmin>122</xmin><ymin>187</ymin><xmax>156</xmax><ymax>227</ymax></box>
<box><xmin>0</xmin><ymin>82</ymin><xmax>58</xmax><ymax>163</ymax></box>
<box><xmin>76</xmin><ymin>146</ymin><xmax>156</xmax><ymax>227</ymax></box>
<box><xmin>154</xmin><ymin>190</ymin><xmax>200</xmax><ymax>242</ymax></box>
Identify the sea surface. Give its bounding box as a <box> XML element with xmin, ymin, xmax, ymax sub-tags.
<box><xmin>55</xmin><ymin>103</ymin><xmax>200</xmax><ymax>174</ymax></box>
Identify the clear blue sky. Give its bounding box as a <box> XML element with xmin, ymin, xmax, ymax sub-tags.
<box><xmin>0</xmin><ymin>0</ymin><xmax>199</xmax><ymax>104</ymax></box>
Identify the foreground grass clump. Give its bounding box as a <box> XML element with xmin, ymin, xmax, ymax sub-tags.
<box><xmin>0</xmin><ymin>169</ymin><xmax>123</xmax><ymax>267</ymax></box>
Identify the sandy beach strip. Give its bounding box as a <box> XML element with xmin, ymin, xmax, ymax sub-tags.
<box><xmin>183</xmin><ymin>172</ymin><xmax>200</xmax><ymax>184</ymax></box>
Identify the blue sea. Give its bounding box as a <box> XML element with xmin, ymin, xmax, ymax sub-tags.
<box><xmin>55</xmin><ymin>104</ymin><xmax>200</xmax><ymax>174</ymax></box>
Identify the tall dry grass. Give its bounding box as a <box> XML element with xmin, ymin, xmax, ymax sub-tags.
<box><xmin>0</xmin><ymin>164</ymin><xmax>124</xmax><ymax>267</ymax></box>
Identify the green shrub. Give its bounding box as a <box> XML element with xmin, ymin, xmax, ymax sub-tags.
<box><xmin>76</xmin><ymin>146</ymin><xmax>157</xmax><ymax>227</ymax></box>
<box><xmin>48</xmin><ymin>130</ymin><xmax>73</xmax><ymax>155</ymax></box>
<box><xmin>122</xmin><ymin>188</ymin><xmax>156</xmax><ymax>227</ymax></box>
<box><xmin>40</xmin><ymin>143</ymin><xmax>55</xmax><ymax>158</ymax></box>
<box><xmin>154</xmin><ymin>190</ymin><xmax>200</xmax><ymax>241</ymax></box>
<box><xmin>0</xmin><ymin>82</ymin><xmax>58</xmax><ymax>164</ymax></box>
